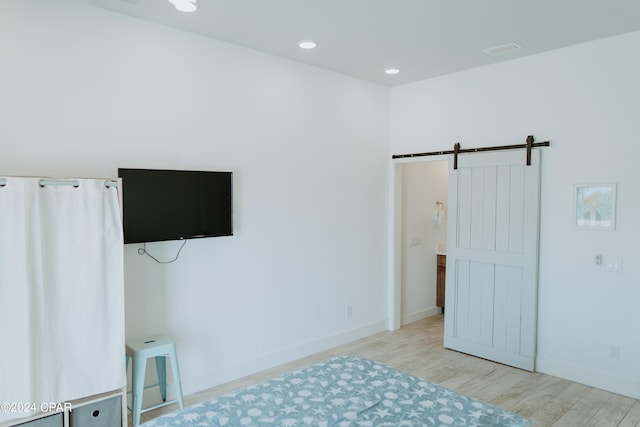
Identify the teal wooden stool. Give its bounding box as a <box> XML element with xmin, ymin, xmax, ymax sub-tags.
<box><xmin>125</xmin><ymin>335</ymin><xmax>184</xmax><ymax>426</ymax></box>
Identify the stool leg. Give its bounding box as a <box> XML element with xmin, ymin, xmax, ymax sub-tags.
<box><xmin>132</xmin><ymin>355</ymin><xmax>146</xmax><ymax>427</ymax></box>
<box><xmin>125</xmin><ymin>354</ymin><xmax>130</xmax><ymax>409</ymax></box>
<box><xmin>169</xmin><ymin>346</ymin><xmax>184</xmax><ymax>409</ymax></box>
<box><xmin>155</xmin><ymin>355</ymin><xmax>167</xmax><ymax>402</ymax></box>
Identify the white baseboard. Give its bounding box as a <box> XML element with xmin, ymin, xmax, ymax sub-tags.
<box><xmin>402</xmin><ymin>306</ymin><xmax>441</xmax><ymax>325</ymax></box>
<box><xmin>187</xmin><ymin>320</ymin><xmax>387</xmax><ymax>395</ymax></box>
<box><xmin>536</xmin><ymin>356</ymin><xmax>640</xmax><ymax>399</ymax></box>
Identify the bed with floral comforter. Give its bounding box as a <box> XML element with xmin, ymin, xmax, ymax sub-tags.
<box><xmin>143</xmin><ymin>356</ymin><xmax>530</xmax><ymax>426</ymax></box>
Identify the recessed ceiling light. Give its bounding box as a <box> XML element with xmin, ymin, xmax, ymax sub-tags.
<box><xmin>298</xmin><ymin>40</ymin><xmax>318</xmax><ymax>50</ymax></box>
<box><xmin>168</xmin><ymin>0</ymin><xmax>198</xmax><ymax>12</ymax></box>
<box><xmin>385</xmin><ymin>68</ymin><xmax>400</xmax><ymax>75</ymax></box>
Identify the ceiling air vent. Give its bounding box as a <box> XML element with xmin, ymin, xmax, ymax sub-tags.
<box><xmin>482</xmin><ymin>42</ymin><xmax>522</xmax><ymax>56</ymax></box>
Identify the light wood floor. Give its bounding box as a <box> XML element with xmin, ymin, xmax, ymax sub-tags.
<box><xmin>137</xmin><ymin>315</ymin><xmax>640</xmax><ymax>426</ymax></box>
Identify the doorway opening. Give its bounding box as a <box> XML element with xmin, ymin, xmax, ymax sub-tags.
<box><xmin>389</xmin><ymin>157</ymin><xmax>449</xmax><ymax>330</ymax></box>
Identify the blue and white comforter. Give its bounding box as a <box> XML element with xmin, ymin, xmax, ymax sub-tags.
<box><xmin>143</xmin><ymin>356</ymin><xmax>530</xmax><ymax>426</ymax></box>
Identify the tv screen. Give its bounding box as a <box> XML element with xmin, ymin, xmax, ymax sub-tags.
<box><xmin>118</xmin><ymin>168</ymin><xmax>233</xmax><ymax>244</ymax></box>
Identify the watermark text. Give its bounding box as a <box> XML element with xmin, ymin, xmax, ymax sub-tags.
<box><xmin>1</xmin><ymin>402</ymin><xmax>72</xmax><ymax>413</ymax></box>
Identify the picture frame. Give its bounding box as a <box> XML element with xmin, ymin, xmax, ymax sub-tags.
<box><xmin>574</xmin><ymin>183</ymin><xmax>616</xmax><ymax>230</ymax></box>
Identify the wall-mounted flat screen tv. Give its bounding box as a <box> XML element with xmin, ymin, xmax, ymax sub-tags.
<box><xmin>118</xmin><ymin>168</ymin><xmax>233</xmax><ymax>244</ymax></box>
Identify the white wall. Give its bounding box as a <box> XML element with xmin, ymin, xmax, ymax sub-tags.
<box><xmin>400</xmin><ymin>161</ymin><xmax>448</xmax><ymax>324</ymax></box>
<box><xmin>0</xmin><ymin>0</ymin><xmax>390</xmax><ymax>397</ymax></box>
<box><xmin>391</xmin><ymin>31</ymin><xmax>640</xmax><ymax>398</ymax></box>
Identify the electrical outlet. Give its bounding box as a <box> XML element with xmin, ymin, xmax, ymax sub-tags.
<box><xmin>605</xmin><ymin>258</ymin><xmax>622</xmax><ymax>272</ymax></box>
<box><xmin>409</xmin><ymin>236</ymin><xmax>421</xmax><ymax>247</ymax></box>
<box><xmin>609</xmin><ymin>345</ymin><xmax>620</xmax><ymax>360</ymax></box>
<box><xmin>346</xmin><ymin>305</ymin><xmax>353</xmax><ymax>318</ymax></box>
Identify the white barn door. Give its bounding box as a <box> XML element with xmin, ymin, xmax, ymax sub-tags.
<box><xmin>444</xmin><ymin>149</ymin><xmax>540</xmax><ymax>371</ymax></box>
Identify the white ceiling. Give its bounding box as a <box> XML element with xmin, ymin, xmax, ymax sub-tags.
<box><xmin>90</xmin><ymin>0</ymin><xmax>640</xmax><ymax>87</ymax></box>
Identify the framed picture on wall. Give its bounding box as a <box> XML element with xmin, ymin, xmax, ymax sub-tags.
<box><xmin>574</xmin><ymin>183</ymin><xmax>617</xmax><ymax>230</ymax></box>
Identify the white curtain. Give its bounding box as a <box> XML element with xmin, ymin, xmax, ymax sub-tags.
<box><xmin>0</xmin><ymin>177</ymin><xmax>125</xmax><ymax>423</ymax></box>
